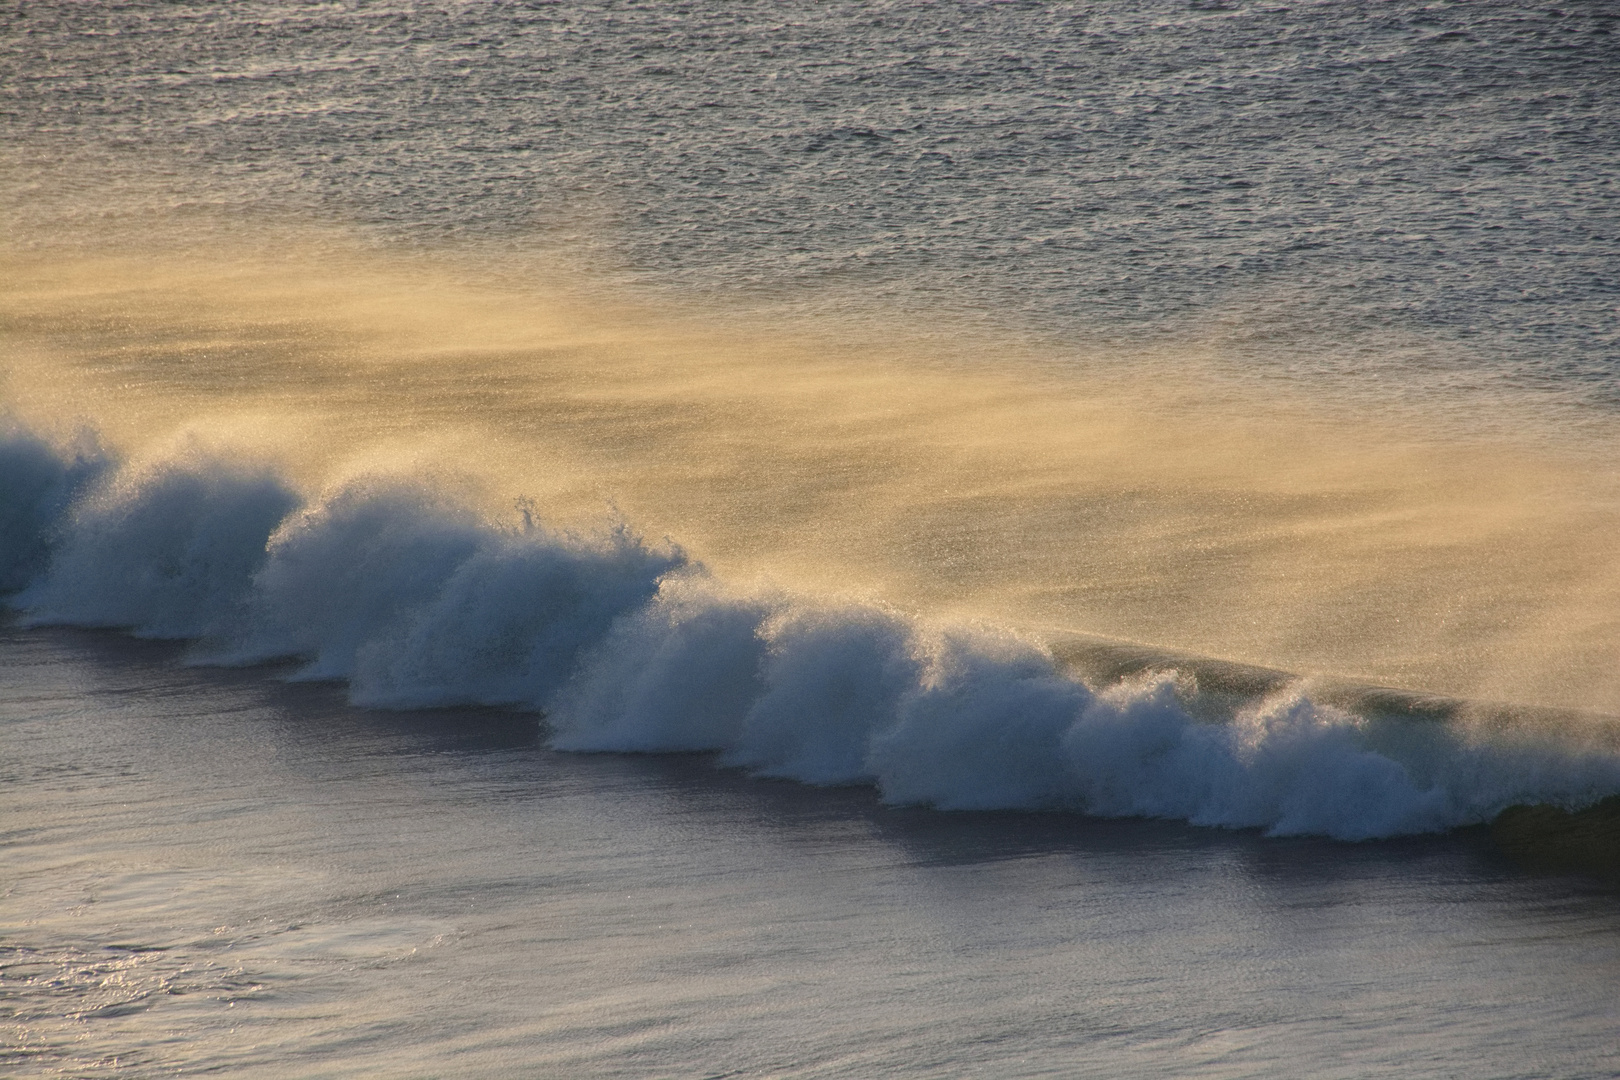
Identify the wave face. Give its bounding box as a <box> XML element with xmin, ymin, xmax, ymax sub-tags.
<box><xmin>6</xmin><ymin>426</ymin><xmax>1619</xmax><ymax>842</ymax></box>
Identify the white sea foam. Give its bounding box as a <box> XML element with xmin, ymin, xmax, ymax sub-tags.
<box><xmin>871</xmin><ymin>629</ymin><xmax>1089</xmax><ymax>811</ymax></box>
<box><xmin>14</xmin><ymin>448</ymin><xmax>296</xmax><ymax>639</ymax></box>
<box><xmin>5</xmin><ymin>428</ymin><xmax>1619</xmax><ymax>841</ymax></box>
<box><xmin>219</xmin><ymin>480</ymin><xmax>490</xmax><ymax>679</ymax></box>
<box><xmin>348</xmin><ymin>521</ymin><xmax>684</xmax><ymax>710</ymax></box>
<box><xmin>723</xmin><ymin>604</ymin><xmax>921</xmax><ymax>785</ymax></box>
<box><xmin>0</xmin><ymin>423</ymin><xmax>112</xmax><ymax>593</ymax></box>
<box><xmin>548</xmin><ymin>575</ymin><xmax>775</xmax><ymax>753</ymax></box>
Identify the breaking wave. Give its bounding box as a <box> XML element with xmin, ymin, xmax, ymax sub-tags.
<box><xmin>5</xmin><ymin>422</ymin><xmax>1619</xmax><ymax>841</ymax></box>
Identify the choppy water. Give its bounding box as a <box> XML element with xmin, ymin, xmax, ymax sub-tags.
<box><xmin>4</xmin><ymin>1</ymin><xmax>1620</xmax><ymax>1075</ymax></box>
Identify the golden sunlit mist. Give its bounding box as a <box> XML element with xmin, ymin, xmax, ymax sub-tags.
<box><xmin>4</xmin><ymin>227</ymin><xmax>1619</xmax><ymax>715</ymax></box>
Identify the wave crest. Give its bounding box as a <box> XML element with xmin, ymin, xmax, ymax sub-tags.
<box><xmin>5</xmin><ymin>424</ymin><xmax>1619</xmax><ymax>841</ymax></box>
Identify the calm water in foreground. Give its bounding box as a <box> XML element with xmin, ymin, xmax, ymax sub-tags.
<box><xmin>3</xmin><ymin>623</ymin><xmax>1617</xmax><ymax>1078</ymax></box>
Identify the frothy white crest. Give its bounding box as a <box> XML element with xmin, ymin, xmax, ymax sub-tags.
<box><xmin>221</xmin><ymin>479</ymin><xmax>487</xmax><ymax>678</ymax></box>
<box><xmin>349</xmin><ymin>524</ymin><xmax>683</xmax><ymax>709</ymax></box>
<box><xmin>0</xmin><ymin>423</ymin><xmax>112</xmax><ymax>593</ymax></box>
<box><xmin>1061</xmin><ymin>682</ymin><xmax>1448</xmax><ymax>839</ymax></box>
<box><xmin>871</xmin><ymin>629</ymin><xmax>1088</xmax><ymax>810</ymax></box>
<box><xmin>722</xmin><ymin>604</ymin><xmax>921</xmax><ymax>785</ymax></box>
<box><xmin>6</xmin><ymin>419</ymin><xmax>1620</xmax><ymax>841</ymax></box>
<box><xmin>547</xmin><ymin>574</ymin><xmax>775</xmax><ymax>752</ymax></box>
<box><xmin>15</xmin><ymin>451</ymin><xmax>296</xmax><ymax>639</ymax></box>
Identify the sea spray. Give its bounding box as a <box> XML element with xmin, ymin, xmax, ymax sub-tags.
<box><xmin>14</xmin><ymin>449</ymin><xmax>296</xmax><ymax>639</ymax></box>
<box><xmin>6</xmin><ymin>423</ymin><xmax>1620</xmax><ymax>841</ymax></box>
<box><xmin>348</xmin><ymin>522</ymin><xmax>684</xmax><ymax>710</ymax></box>
<box><xmin>722</xmin><ymin>604</ymin><xmax>921</xmax><ymax>785</ymax></box>
<box><xmin>0</xmin><ymin>422</ymin><xmax>112</xmax><ymax>593</ymax></box>
<box><xmin>548</xmin><ymin>575</ymin><xmax>776</xmax><ymax>752</ymax></box>
<box><xmin>218</xmin><ymin>480</ymin><xmax>491</xmax><ymax>679</ymax></box>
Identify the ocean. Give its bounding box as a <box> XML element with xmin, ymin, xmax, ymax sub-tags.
<box><xmin>3</xmin><ymin>1</ymin><xmax>1619</xmax><ymax>1075</ymax></box>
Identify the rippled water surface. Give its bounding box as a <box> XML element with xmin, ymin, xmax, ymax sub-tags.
<box><xmin>6</xmin><ymin>1</ymin><xmax>1617</xmax><ymax>394</ymax></box>
<box><xmin>4</xmin><ymin>627</ymin><xmax>1619</xmax><ymax>1078</ymax></box>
